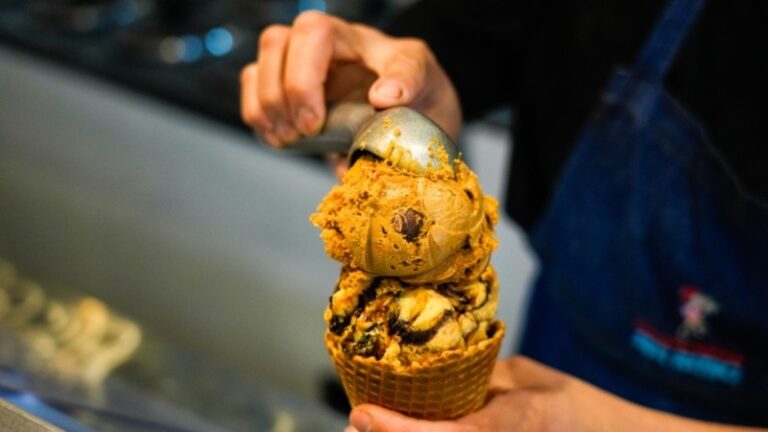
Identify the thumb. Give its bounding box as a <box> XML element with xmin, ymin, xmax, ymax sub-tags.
<box><xmin>369</xmin><ymin>77</ymin><xmax>410</xmax><ymax>107</ymax></box>
<box><xmin>364</xmin><ymin>41</ymin><xmax>430</xmax><ymax>109</ymax></box>
<box><xmin>349</xmin><ymin>405</ymin><xmax>473</xmax><ymax>432</ymax></box>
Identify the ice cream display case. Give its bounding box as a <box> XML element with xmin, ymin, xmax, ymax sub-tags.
<box><xmin>0</xmin><ymin>45</ymin><xmax>348</xmax><ymax>430</ymax></box>
<box><xmin>0</xmin><ymin>2</ymin><xmax>370</xmax><ymax>429</ymax></box>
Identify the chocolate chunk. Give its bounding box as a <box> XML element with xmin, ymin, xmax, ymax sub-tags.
<box><xmin>391</xmin><ymin>208</ymin><xmax>424</xmax><ymax>242</ymax></box>
<box><xmin>351</xmin><ymin>327</ymin><xmax>386</xmax><ymax>359</ymax></box>
<box><xmin>353</xmin><ymin>333</ymin><xmax>375</xmax><ymax>356</ymax></box>
<box><xmin>329</xmin><ymin>315</ymin><xmax>349</xmax><ymax>335</ymax></box>
<box><xmin>355</xmin><ymin>278</ymin><xmax>381</xmax><ymax>315</ymax></box>
<box><xmin>332</xmin><ymin>278</ymin><xmax>382</xmax><ymax>336</ymax></box>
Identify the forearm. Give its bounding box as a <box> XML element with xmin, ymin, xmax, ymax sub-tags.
<box><xmin>632</xmin><ymin>406</ymin><xmax>766</xmax><ymax>432</ymax></box>
<box><xmin>592</xmin><ymin>383</ymin><xmax>766</xmax><ymax>432</ymax></box>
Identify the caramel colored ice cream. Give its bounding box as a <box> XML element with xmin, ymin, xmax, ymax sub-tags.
<box><xmin>311</xmin><ymin>156</ymin><xmax>499</xmax><ymax>285</ymax></box>
<box><xmin>312</xmin><ymin>154</ymin><xmax>501</xmax><ymax>367</ymax></box>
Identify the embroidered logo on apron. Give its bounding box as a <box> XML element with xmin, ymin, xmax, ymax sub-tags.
<box><xmin>631</xmin><ymin>285</ymin><xmax>743</xmax><ymax>386</ymax></box>
<box><xmin>676</xmin><ymin>285</ymin><xmax>719</xmax><ymax>340</ymax></box>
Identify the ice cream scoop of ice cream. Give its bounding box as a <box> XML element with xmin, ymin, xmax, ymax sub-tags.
<box><xmin>311</xmin><ymin>156</ymin><xmax>498</xmax><ymax>284</ymax></box>
<box><xmin>315</xmin><ymin>136</ymin><xmax>504</xmax><ymax>418</ymax></box>
<box><xmin>324</xmin><ymin>265</ymin><xmax>499</xmax><ymax>367</ymax></box>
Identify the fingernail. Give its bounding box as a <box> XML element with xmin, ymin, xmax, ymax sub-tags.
<box><xmin>375</xmin><ymin>80</ymin><xmax>403</xmax><ymax>99</ymax></box>
<box><xmin>296</xmin><ymin>107</ymin><xmax>318</xmax><ymax>134</ymax></box>
<box><xmin>344</xmin><ymin>426</ymin><xmax>360</xmax><ymax>432</ymax></box>
<box><xmin>274</xmin><ymin>121</ymin><xmax>296</xmax><ymax>141</ymax></box>
<box><xmin>349</xmin><ymin>410</ymin><xmax>372</xmax><ymax>432</ymax></box>
<box><xmin>262</xmin><ymin>132</ymin><xmax>282</xmax><ymax>147</ymax></box>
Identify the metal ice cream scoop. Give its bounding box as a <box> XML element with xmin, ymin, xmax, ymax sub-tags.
<box><xmin>277</xmin><ymin>102</ymin><xmax>458</xmax><ymax>174</ymax></box>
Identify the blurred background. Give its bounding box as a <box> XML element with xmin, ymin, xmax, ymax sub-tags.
<box><xmin>0</xmin><ymin>0</ymin><xmax>535</xmax><ymax>430</ymax></box>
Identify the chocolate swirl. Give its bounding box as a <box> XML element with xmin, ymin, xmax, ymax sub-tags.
<box><xmin>329</xmin><ymin>277</ymin><xmax>381</xmax><ymax>336</ymax></box>
<box><xmin>388</xmin><ymin>310</ymin><xmax>453</xmax><ymax>346</ymax></box>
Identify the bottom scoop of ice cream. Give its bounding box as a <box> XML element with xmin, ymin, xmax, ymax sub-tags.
<box><xmin>324</xmin><ymin>265</ymin><xmax>499</xmax><ymax>367</ymax></box>
<box><xmin>311</xmin><ymin>155</ymin><xmax>499</xmax><ymax>284</ymax></box>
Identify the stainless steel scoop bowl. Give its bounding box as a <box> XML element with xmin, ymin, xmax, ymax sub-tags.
<box><xmin>277</xmin><ymin>102</ymin><xmax>458</xmax><ymax>174</ymax></box>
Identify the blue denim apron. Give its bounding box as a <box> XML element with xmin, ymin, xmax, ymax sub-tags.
<box><xmin>518</xmin><ymin>0</ymin><xmax>768</xmax><ymax>426</ymax></box>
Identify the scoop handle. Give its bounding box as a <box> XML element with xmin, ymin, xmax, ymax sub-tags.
<box><xmin>278</xmin><ymin>101</ymin><xmax>376</xmax><ymax>154</ymax></box>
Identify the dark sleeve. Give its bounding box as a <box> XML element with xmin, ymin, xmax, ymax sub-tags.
<box><xmin>383</xmin><ymin>0</ymin><xmax>525</xmax><ymax>120</ymax></box>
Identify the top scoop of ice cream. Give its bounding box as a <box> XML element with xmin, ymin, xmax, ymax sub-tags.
<box><xmin>311</xmin><ymin>156</ymin><xmax>499</xmax><ymax>284</ymax></box>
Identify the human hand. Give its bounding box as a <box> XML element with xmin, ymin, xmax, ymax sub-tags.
<box><xmin>344</xmin><ymin>356</ymin><xmax>600</xmax><ymax>432</ymax></box>
<box><xmin>344</xmin><ymin>356</ymin><xmax>759</xmax><ymax>432</ymax></box>
<box><xmin>240</xmin><ymin>11</ymin><xmax>462</xmax><ymax>150</ymax></box>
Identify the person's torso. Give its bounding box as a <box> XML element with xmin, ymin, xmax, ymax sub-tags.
<box><xmin>519</xmin><ymin>0</ymin><xmax>768</xmax><ymax>424</ymax></box>
<box><xmin>506</xmin><ymin>0</ymin><xmax>768</xmax><ymax>232</ymax></box>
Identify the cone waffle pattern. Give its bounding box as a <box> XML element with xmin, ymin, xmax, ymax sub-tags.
<box><xmin>325</xmin><ymin>322</ymin><xmax>504</xmax><ymax>420</ymax></box>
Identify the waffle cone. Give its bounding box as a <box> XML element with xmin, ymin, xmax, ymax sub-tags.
<box><xmin>325</xmin><ymin>321</ymin><xmax>504</xmax><ymax>420</ymax></box>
